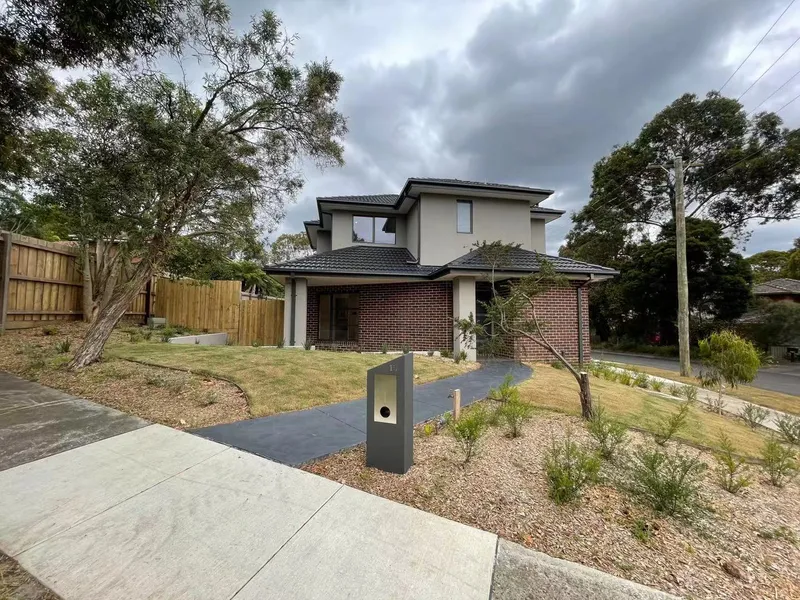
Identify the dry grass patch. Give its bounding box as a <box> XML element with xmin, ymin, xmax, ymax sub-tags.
<box><xmin>623</xmin><ymin>364</ymin><xmax>799</xmax><ymax>416</ymax></box>
<box><xmin>520</xmin><ymin>364</ymin><xmax>770</xmax><ymax>458</ymax></box>
<box><xmin>0</xmin><ymin>323</ymin><xmax>248</xmax><ymax>429</ymax></box>
<box><xmin>306</xmin><ymin>411</ymin><xmax>800</xmax><ymax>600</ymax></box>
<box><xmin>110</xmin><ymin>341</ymin><xmax>476</xmax><ymax>417</ymax></box>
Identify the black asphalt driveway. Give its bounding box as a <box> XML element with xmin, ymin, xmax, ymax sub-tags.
<box><xmin>193</xmin><ymin>360</ymin><xmax>532</xmax><ymax>466</ymax></box>
<box><xmin>594</xmin><ymin>351</ymin><xmax>800</xmax><ymax>397</ymax></box>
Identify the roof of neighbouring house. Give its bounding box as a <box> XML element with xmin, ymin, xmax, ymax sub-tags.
<box><xmin>265</xmin><ymin>245</ymin><xmax>618</xmax><ymax>278</ymax></box>
<box><xmin>754</xmin><ymin>278</ymin><xmax>800</xmax><ymax>295</ymax></box>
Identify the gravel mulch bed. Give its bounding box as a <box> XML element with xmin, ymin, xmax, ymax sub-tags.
<box><xmin>0</xmin><ymin>550</ymin><xmax>61</xmax><ymax>600</ymax></box>
<box><xmin>305</xmin><ymin>407</ymin><xmax>800</xmax><ymax>600</ymax></box>
<box><xmin>0</xmin><ymin>323</ymin><xmax>249</xmax><ymax>429</ymax></box>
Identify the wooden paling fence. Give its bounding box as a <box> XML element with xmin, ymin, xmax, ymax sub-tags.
<box><xmin>0</xmin><ymin>231</ymin><xmax>284</xmax><ymax>344</ymax></box>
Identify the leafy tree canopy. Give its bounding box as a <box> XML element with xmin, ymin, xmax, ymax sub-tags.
<box><xmin>740</xmin><ymin>300</ymin><xmax>800</xmax><ymax>349</ymax></box>
<box><xmin>589</xmin><ymin>218</ymin><xmax>752</xmax><ymax>345</ymax></box>
<box><xmin>565</xmin><ymin>92</ymin><xmax>800</xmax><ymax>262</ymax></box>
<box><xmin>0</xmin><ymin>0</ymin><xmax>186</xmax><ymax>179</ymax></box>
<box><xmin>746</xmin><ymin>238</ymin><xmax>800</xmax><ymax>283</ymax></box>
<box><xmin>23</xmin><ymin>1</ymin><xmax>347</xmax><ymax>367</ymax></box>
<box><xmin>268</xmin><ymin>232</ymin><xmax>313</xmax><ymax>264</ymax></box>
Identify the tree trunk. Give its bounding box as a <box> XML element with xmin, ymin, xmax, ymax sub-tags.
<box><xmin>578</xmin><ymin>371</ymin><xmax>593</xmax><ymax>420</ymax></box>
<box><xmin>70</xmin><ymin>265</ymin><xmax>152</xmax><ymax>369</ymax></box>
<box><xmin>81</xmin><ymin>246</ymin><xmax>93</xmax><ymax>323</ymax></box>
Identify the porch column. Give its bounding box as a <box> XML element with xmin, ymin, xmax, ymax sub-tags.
<box><xmin>283</xmin><ymin>277</ymin><xmax>308</xmax><ymax>347</ymax></box>
<box><xmin>452</xmin><ymin>276</ymin><xmax>477</xmax><ymax>361</ymax></box>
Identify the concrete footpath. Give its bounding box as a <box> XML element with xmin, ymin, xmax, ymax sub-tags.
<box><xmin>0</xmin><ymin>372</ymin><xmax>675</xmax><ymax>600</ymax></box>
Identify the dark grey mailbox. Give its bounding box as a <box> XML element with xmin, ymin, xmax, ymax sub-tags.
<box><xmin>366</xmin><ymin>353</ymin><xmax>413</xmax><ymax>474</ymax></box>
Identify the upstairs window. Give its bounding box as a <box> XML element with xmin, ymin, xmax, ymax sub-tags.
<box><xmin>352</xmin><ymin>216</ymin><xmax>396</xmax><ymax>244</ymax></box>
<box><xmin>457</xmin><ymin>200</ymin><xmax>472</xmax><ymax>233</ymax></box>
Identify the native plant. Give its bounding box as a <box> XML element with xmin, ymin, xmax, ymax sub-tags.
<box><xmin>544</xmin><ymin>434</ymin><xmax>601</xmax><ymax>504</ymax></box>
<box><xmin>497</xmin><ymin>397</ymin><xmax>534</xmax><ymax>438</ymax></box>
<box><xmin>713</xmin><ymin>433</ymin><xmax>751</xmax><ymax>494</ymax></box>
<box><xmin>761</xmin><ymin>438</ymin><xmax>798</xmax><ymax>487</ymax></box>
<box><xmin>654</xmin><ymin>402</ymin><xmax>691</xmax><ymax>446</ymax></box>
<box><xmin>489</xmin><ymin>373</ymin><xmax>520</xmax><ymax>403</ymax></box>
<box><xmin>585</xmin><ymin>405</ymin><xmax>628</xmax><ymax>461</ymax></box>
<box><xmin>455</xmin><ymin>242</ymin><xmax>594</xmax><ymax>419</ymax></box>
<box><xmin>697</xmin><ymin>331</ymin><xmax>760</xmax><ymax>414</ymax></box>
<box><xmin>628</xmin><ymin>446</ymin><xmax>707</xmax><ymax>517</ymax></box>
<box><xmin>28</xmin><ymin>3</ymin><xmax>347</xmax><ymax>369</ymax></box>
<box><xmin>739</xmin><ymin>403</ymin><xmax>769</xmax><ymax>429</ymax></box>
<box><xmin>775</xmin><ymin>414</ymin><xmax>800</xmax><ymax>446</ymax></box>
<box><xmin>447</xmin><ymin>404</ymin><xmax>490</xmax><ymax>463</ymax></box>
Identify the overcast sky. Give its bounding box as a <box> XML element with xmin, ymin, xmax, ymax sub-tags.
<box><xmin>228</xmin><ymin>0</ymin><xmax>800</xmax><ymax>255</ymax></box>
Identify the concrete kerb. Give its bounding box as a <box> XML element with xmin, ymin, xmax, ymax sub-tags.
<box><xmin>168</xmin><ymin>333</ymin><xmax>228</xmax><ymax>345</ymax></box>
<box><xmin>594</xmin><ymin>360</ymin><xmax>789</xmax><ymax>433</ymax></box>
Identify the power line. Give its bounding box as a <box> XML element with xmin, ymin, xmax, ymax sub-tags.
<box><xmin>720</xmin><ymin>0</ymin><xmax>796</xmax><ymax>93</ymax></box>
<box><xmin>748</xmin><ymin>66</ymin><xmax>800</xmax><ymax>114</ymax></box>
<box><xmin>737</xmin><ymin>33</ymin><xmax>800</xmax><ymax>100</ymax></box>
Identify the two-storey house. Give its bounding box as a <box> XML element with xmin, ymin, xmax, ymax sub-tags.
<box><xmin>265</xmin><ymin>178</ymin><xmax>617</xmax><ymax>361</ymax></box>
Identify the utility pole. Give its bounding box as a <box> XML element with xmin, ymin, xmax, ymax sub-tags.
<box><xmin>649</xmin><ymin>157</ymin><xmax>694</xmax><ymax>377</ymax></box>
<box><xmin>673</xmin><ymin>156</ymin><xmax>691</xmax><ymax>377</ymax></box>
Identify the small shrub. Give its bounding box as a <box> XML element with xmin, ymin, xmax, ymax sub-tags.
<box><xmin>489</xmin><ymin>373</ymin><xmax>520</xmax><ymax>403</ymax></box>
<box><xmin>683</xmin><ymin>385</ymin><xmax>698</xmax><ymax>403</ymax></box>
<box><xmin>698</xmin><ymin>331</ymin><xmax>760</xmax><ymax>412</ymax></box>
<box><xmin>739</xmin><ymin>403</ymin><xmax>769</xmax><ymax>429</ymax></box>
<box><xmin>616</xmin><ymin>371</ymin><xmax>633</xmax><ymax>386</ymax></box>
<box><xmin>633</xmin><ymin>373</ymin><xmax>649</xmax><ymax>389</ymax></box>
<box><xmin>54</xmin><ymin>338</ymin><xmax>71</xmax><ymax>354</ymax></box>
<box><xmin>381</xmin><ymin>342</ymin><xmax>389</xmax><ymax>354</ymax></box>
<box><xmin>601</xmin><ymin>368</ymin><xmax>618</xmax><ymax>382</ymax></box>
<box><xmin>761</xmin><ymin>437</ymin><xmax>798</xmax><ymax>487</ymax></box>
<box><xmin>141</xmin><ymin>330</ymin><xmax>153</xmax><ymax>341</ymax></box>
<box><xmin>454</xmin><ymin>352</ymin><xmax>462</xmax><ymax>364</ymax></box>
<box><xmin>303</xmin><ymin>339</ymin><xmax>312</xmax><ymax>351</ymax></box>
<box><xmin>631</xmin><ymin>518</ymin><xmax>655</xmax><ymax>544</ymax></box>
<box><xmin>421</xmin><ymin>422</ymin><xmax>436</xmax><ymax>437</ymax></box>
<box><xmin>276</xmin><ymin>338</ymin><xmax>285</xmax><ymax>349</ymax></box>
<box><xmin>160</xmin><ymin>332</ymin><xmax>172</xmax><ymax>343</ymax></box>
<box><xmin>497</xmin><ymin>397</ymin><xmax>534</xmax><ymax>438</ymax></box>
<box><xmin>586</xmin><ymin>405</ymin><xmax>628</xmax><ymax>461</ymax></box>
<box><xmin>458</xmin><ymin>350</ymin><xmax>467</xmax><ymax>362</ymax></box>
<box><xmin>543</xmin><ymin>435</ymin><xmax>601</xmax><ymax>504</ymax></box>
<box><xmin>668</xmin><ymin>383</ymin><xmax>683</xmax><ymax>398</ymax></box>
<box><xmin>146</xmin><ymin>374</ymin><xmax>167</xmax><ymax>387</ymax></box>
<box><xmin>550</xmin><ymin>360</ymin><xmax>564</xmax><ymax>370</ymax></box>
<box><xmin>194</xmin><ymin>337</ymin><xmax>200</xmax><ymax>345</ymax></box>
<box><xmin>41</xmin><ymin>325</ymin><xmax>59</xmax><ymax>336</ymax></box>
<box><xmin>628</xmin><ymin>446</ymin><xmax>707</xmax><ymax>517</ymax></box>
<box><xmin>758</xmin><ymin>526</ymin><xmax>798</xmax><ymax>545</ymax></box>
<box><xmin>713</xmin><ymin>433</ymin><xmax>751</xmax><ymax>494</ymax></box>
<box><xmin>654</xmin><ymin>402</ymin><xmax>691</xmax><ymax>446</ymax></box>
<box><xmin>401</xmin><ymin>344</ymin><xmax>410</xmax><ymax>354</ymax></box>
<box><xmin>440</xmin><ymin>348</ymin><xmax>452</xmax><ymax>359</ymax></box>
<box><xmin>447</xmin><ymin>404</ymin><xmax>490</xmax><ymax>463</ymax></box>
<box><xmin>198</xmin><ymin>390</ymin><xmax>220</xmax><ymax>407</ymax></box>
<box><xmin>649</xmin><ymin>379</ymin><xmax>664</xmax><ymax>392</ymax></box>
<box><xmin>706</xmin><ymin>394</ymin><xmax>726</xmax><ymax>414</ymax></box>
<box><xmin>427</xmin><ymin>350</ymin><xmax>434</xmax><ymax>357</ymax></box>
<box><xmin>252</xmin><ymin>339</ymin><xmax>262</xmax><ymax>348</ymax></box>
<box><xmin>775</xmin><ymin>414</ymin><xmax>800</xmax><ymax>446</ymax></box>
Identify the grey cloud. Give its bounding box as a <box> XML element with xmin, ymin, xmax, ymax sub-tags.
<box><xmin>241</xmin><ymin>0</ymin><xmax>799</xmax><ymax>254</ymax></box>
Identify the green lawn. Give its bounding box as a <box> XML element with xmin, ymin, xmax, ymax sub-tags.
<box><xmin>520</xmin><ymin>364</ymin><xmax>771</xmax><ymax>458</ymax></box>
<box><xmin>110</xmin><ymin>341</ymin><xmax>475</xmax><ymax>417</ymax></box>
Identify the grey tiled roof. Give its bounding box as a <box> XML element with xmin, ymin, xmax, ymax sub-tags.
<box><xmin>407</xmin><ymin>178</ymin><xmax>554</xmax><ymax>195</ymax></box>
<box><xmin>265</xmin><ymin>246</ymin><xmax>438</xmax><ymax>277</ymax></box>
<box><xmin>266</xmin><ymin>245</ymin><xmax>617</xmax><ymax>278</ymax></box>
<box><xmin>317</xmin><ymin>194</ymin><xmax>399</xmax><ymax>205</ymax></box>
<box><xmin>444</xmin><ymin>247</ymin><xmax>618</xmax><ymax>275</ymax></box>
<box><xmin>754</xmin><ymin>278</ymin><xmax>800</xmax><ymax>295</ymax></box>
<box><xmin>530</xmin><ymin>206</ymin><xmax>565</xmax><ymax>215</ymax></box>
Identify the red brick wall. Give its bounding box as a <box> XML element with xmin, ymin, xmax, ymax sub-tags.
<box><xmin>307</xmin><ymin>282</ymin><xmax>453</xmax><ymax>352</ymax></box>
<box><xmin>512</xmin><ymin>283</ymin><xmax>591</xmax><ymax>364</ymax></box>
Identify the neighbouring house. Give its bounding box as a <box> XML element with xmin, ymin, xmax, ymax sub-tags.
<box><xmin>264</xmin><ymin>178</ymin><xmax>617</xmax><ymax>362</ymax></box>
<box><xmin>754</xmin><ymin>278</ymin><xmax>800</xmax><ymax>304</ymax></box>
<box><xmin>750</xmin><ymin>278</ymin><xmax>800</xmax><ymax>361</ymax></box>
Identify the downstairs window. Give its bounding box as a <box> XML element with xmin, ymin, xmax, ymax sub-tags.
<box><xmin>318</xmin><ymin>293</ymin><xmax>360</xmax><ymax>342</ymax></box>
